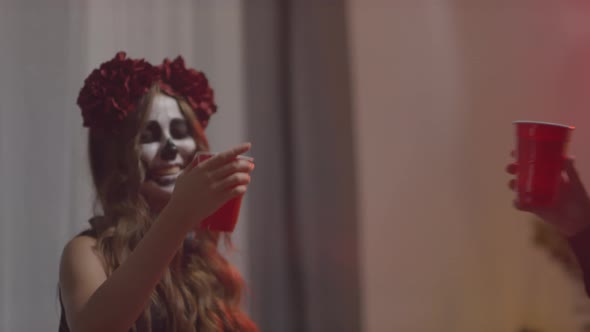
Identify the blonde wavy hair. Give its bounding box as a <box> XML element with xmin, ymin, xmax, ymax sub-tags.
<box><xmin>87</xmin><ymin>84</ymin><xmax>257</xmax><ymax>331</ymax></box>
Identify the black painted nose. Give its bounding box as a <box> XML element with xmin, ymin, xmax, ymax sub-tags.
<box><xmin>160</xmin><ymin>140</ymin><xmax>178</xmax><ymax>160</ymax></box>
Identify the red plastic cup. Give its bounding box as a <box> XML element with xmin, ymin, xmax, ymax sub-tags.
<box><xmin>513</xmin><ymin>121</ymin><xmax>574</xmax><ymax>208</ymax></box>
<box><xmin>192</xmin><ymin>152</ymin><xmax>254</xmax><ymax>232</ymax></box>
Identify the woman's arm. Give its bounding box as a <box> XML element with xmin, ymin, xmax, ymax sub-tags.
<box><xmin>60</xmin><ymin>143</ymin><xmax>253</xmax><ymax>332</ymax></box>
<box><xmin>59</xmin><ymin>205</ymin><xmax>193</xmax><ymax>332</ymax></box>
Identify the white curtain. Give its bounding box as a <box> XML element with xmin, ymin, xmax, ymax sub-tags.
<box><xmin>0</xmin><ymin>1</ymin><xmax>250</xmax><ymax>330</ymax></box>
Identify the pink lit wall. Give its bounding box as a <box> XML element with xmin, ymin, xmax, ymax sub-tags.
<box><xmin>348</xmin><ymin>2</ymin><xmax>590</xmax><ymax>331</ymax></box>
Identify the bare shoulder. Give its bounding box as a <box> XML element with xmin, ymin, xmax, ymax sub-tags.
<box><xmin>62</xmin><ymin>235</ymin><xmax>97</xmax><ymax>254</ymax></box>
<box><xmin>59</xmin><ymin>235</ymin><xmax>108</xmax><ymax>324</ymax></box>
<box><xmin>59</xmin><ymin>235</ymin><xmax>107</xmax><ymax>284</ymax></box>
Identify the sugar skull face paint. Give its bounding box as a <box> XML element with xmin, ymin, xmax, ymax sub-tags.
<box><xmin>140</xmin><ymin>94</ymin><xmax>196</xmax><ymax>196</ymax></box>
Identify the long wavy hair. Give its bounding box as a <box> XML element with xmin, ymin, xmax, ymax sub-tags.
<box><xmin>87</xmin><ymin>84</ymin><xmax>257</xmax><ymax>331</ymax></box>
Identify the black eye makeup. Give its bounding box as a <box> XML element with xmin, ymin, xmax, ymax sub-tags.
<box><xmin>140</xmin><ymin>118</ymin><xmax>192</xmax><ymax>143</ymax></box>
<box><xmin>170</xmin><ymin>118</ymin><xmax>190</xmax><ymax>139</ymax></box>
<box><xmin>140</xmin><ymin>121</ymin><xmax>162</xmax><ymax>143</ymax></box>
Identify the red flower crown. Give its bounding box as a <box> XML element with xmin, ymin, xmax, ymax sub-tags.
<box><xmin>77</xmin><ymin>52</ymin><xmax>217</xmax><ymax>131</ymax></box>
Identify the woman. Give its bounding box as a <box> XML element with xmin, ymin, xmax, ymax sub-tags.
<box><xmin>506</xmin><ymin>154</ymin><xmax>590</xmax><ymax>297</ymax></box>
<box><xmin>58</xmin><ymin>52</ymin><xmax>258</xmax><ymax>331</ymax></box>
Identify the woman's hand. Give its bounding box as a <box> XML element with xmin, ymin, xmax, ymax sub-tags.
<box><xmin>507</xmin><ymin>152</ymin><xmax>590</xmax><ymax>236</ymax></box>
<box><xmin>167</xmin><ymin>143</ymin><xmax>255</xmax><ymax>226</ymax></box>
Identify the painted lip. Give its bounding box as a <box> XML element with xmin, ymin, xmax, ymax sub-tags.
<box><xmin>150</xmin><ymin>165</ymin><xmax>182</xmax><ymax>177</ymax></box>
<box><xmin>147</xmin><ymin>163</ymin><xmax>184</xmax><ymax>187</ymax></box>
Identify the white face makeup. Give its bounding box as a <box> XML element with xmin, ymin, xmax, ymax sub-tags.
<box><xmin>139</xmin><ymin>94</ymin><xmax>196</xmax><ymax>197</ymax></box>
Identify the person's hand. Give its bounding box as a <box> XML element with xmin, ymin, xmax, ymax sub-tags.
<box><xmin>167</xmin><ymin>143</ymin><xmax>254</xmax><ymax>226</ymax></box>
<box><xmin>507</xmin><ymin>152</ymin><xmax>590</xmax><ymax>236</ymax></box>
